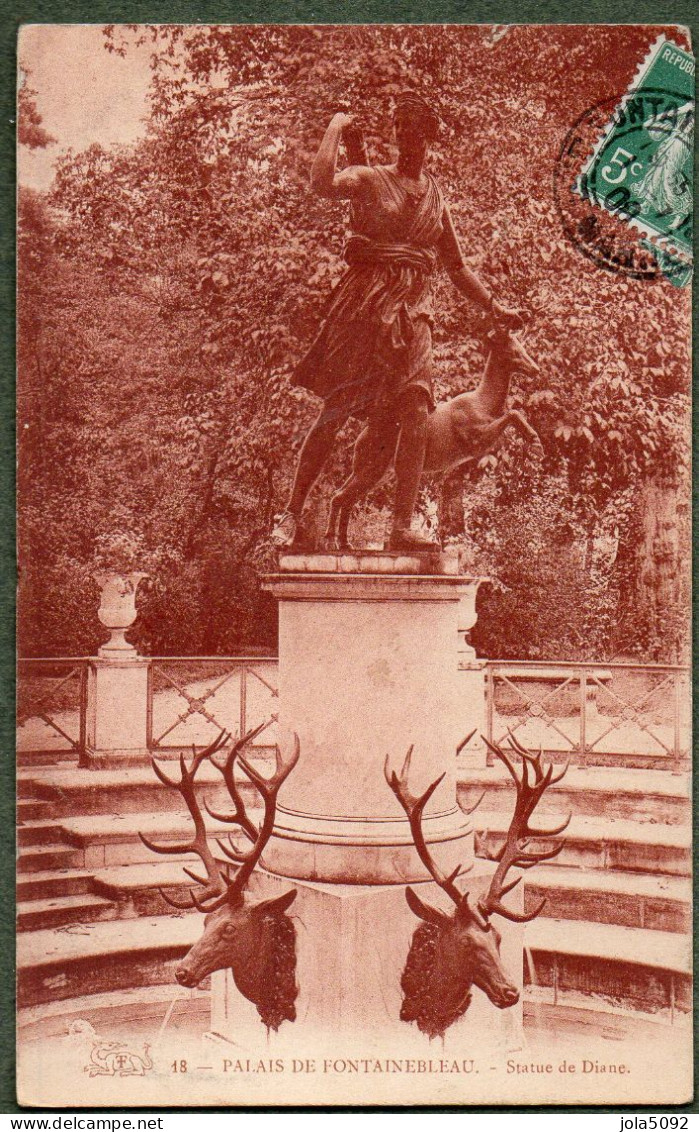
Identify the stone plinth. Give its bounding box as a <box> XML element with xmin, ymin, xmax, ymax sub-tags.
<box><xmin>261</xmin><ymin>555</ymin><xmax>486</xmax><ymax>883</ymax></box>
<box><xmin>211</xmin><ymin>864</ymin><xmax>523</xmax><ymax>1052</ymax></box>
<box><xmin>85</xmin><ymin>657</ymin><xmax>149</xmax><ymax>767</ymax></box>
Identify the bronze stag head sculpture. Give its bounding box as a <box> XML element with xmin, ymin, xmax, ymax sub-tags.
<box><xmin>140</xmin><ymin>727</ymin><xmax>300</xmax><ymax>1031</ymax></box>
<box><xmin>385</xmin><ymin>734</ymin><xmax>569</xmax><ymax>1038</ymax></box>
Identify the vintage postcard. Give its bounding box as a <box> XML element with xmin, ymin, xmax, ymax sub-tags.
<box><xmin>16</xmin><ymin>23</ymin><xmax>693</xmax><ymax>1107</ymax></box>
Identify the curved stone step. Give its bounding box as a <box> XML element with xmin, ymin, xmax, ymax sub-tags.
<box><xmin>17</xmin><ymin>985</ymin><xmax>209</xmax><ymax>1043</ymax></box>
<box><xmin>18</xmin><ymin>820</ymin><xmax>64</xmax><ymax>847</ymax></box>
<box><xmin>18</xmin><ymin>762</ymin><xmax>263</xmax><ymax>818</ymax></box>
<box><xmin>475</xmin><ymin>812</ymin><xmax>690</xmax><ymax>876</ymax></box>
<box><xmin>59</xmin><ymin>810</ymin><xmax>260</xmax><ymax>869</ymax></box>
<box><xmin>17</xmin><ymin>913</ymin><xmax>202</xmax><ymax>1009</ymax></box>
<box><xmin>525</xmin><ymin>866</ymin><xmax>690</xmax><ymax>933</ymax></box>
<box><xmin>524</xmin><ymin>916</ymin><xmax>691</xmax><ymax>1016</ymax></box>
<box><xmin>17</xmin><ymin>749</ymin><xmax>79</xmax><ymax>769</ymax></box>
<box><xmin>18</xmin><ymin>844</ymin><xmax>85</xmax><ymax>874</ymax></box>
<box><xmin>459</xmin><ymin>765</ymin><xmax>690</xmax><ymax>825</ymax></box>
<box><xmin>17</xmin><ymin>868</ymin><xmax>95</xmax><ymax>902</ymax></box>
<box><xmin>17</xmin><ymin>893</ymin><xmax>118</xmax><ymax>933</ymax></box>
<box><xmin>92</xmin><ymin>862</ymin><xmax>267</xmax><ymax>917</ymax></box>
<box><xmin>524</xmin><ymin>986</ymin><xmax>689</xmax><ymax>1036</ymax></box>
<box><xmin>18</xmin><ymin>799</ymin><xmax>53</xmax><ymax>822</ymax></box>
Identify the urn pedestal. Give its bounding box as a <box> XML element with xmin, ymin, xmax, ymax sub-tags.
<box><xmin>85</xmin><ymin>572</ymin><xmax>149</xmax><ymax>766</ymax></box>
<box><xmin>85</xmin><ymin>657</ymin><xmax>150</xmax><ymax>766</ymax></box>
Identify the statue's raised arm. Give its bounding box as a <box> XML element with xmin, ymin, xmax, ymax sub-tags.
<box><xmin>310</xmin><ymin>112</ymin><xmax>373</xmax><ymax>199</ymax></box>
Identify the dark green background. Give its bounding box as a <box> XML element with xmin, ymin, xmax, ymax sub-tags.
<box><xmin>1</xmin><ymin>0</ymin><xmax>696</xmax><ymax>1115</ymax></box>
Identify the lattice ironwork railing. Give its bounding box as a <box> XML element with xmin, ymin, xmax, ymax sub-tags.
<box><xmin>17</xmin><ymin>658</ymin><xmax>89</xmax><ymax>761</ymax></box>
<box><xmin>146</xmin><ymin>657</ymin><xmax>279</xmax><ymax>752</ymax></box>
<box><xmin>483</xmin><ymin>661</ymin><xmax>690</xmax><ymax>764</ymax></box>
<box><xmin>17</xmin><ymin>655</ymin><xmax>689</xmax><ymax>769</ymax></box>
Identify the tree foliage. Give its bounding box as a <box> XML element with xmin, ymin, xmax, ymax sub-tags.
<box><xmin>18</xmin><ymin>71</ymin><xmax>56</xmax><ymax>151</ymax></box>
<box><xmin>18</xmin><ymin>25</ymin><xmax>691</xmax><ymax>660</ymax></box>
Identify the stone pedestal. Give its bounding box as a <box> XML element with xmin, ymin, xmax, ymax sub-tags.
<box><xmin>85</xmin><ymin>657</ymin><xmax>149</xmax><ymax>766</ymax></box>
<box><xmin>262</xmin><ymin>554</ymin><xmax>485</xmax><ymax>883</ymax></box>
<box><xmin>207</xmin><ymin>552</ymin><xmax>522</xmax><ymax>1060</ymax></box>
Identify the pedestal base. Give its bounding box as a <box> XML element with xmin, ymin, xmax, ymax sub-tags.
<box><xmin>263</xmin><ymin>565</ymin><xmax>485</xmax><ymax>883</ymax></box>
<box><xmin>263</xmin><ymin>805</ymin><xmax>473</xmax><ymax>883</ymax></box>
<box><xmin>211</xmin><ymin>864</ymin><xmax>523</xmax><ymax>1054</ymax></box>
<box><xmin>85</xmin><ymin>658</ymin><xmax>149</xmax><ymax>765</ymax></box>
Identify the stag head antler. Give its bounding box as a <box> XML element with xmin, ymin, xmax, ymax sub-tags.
<box><xmin>385</xmin><ymin>732</ymin><xmax>569</xmax><ymax>928</ymax></box>
<box><xmin>139</xmin><ymin>726</ymin><xmax>300</xmax><ymax>912</ymax></box>
<box><xmin>139</xmin><ymin>730</ymin><xmax>231</xmax><ymax>911</ymax></box>
<box><xmin>477</xmin><ymin>732</ymin><xmax>570</xmax><ymax>924</ymax></box>
<box><xmin>211</xmin><ymin>730</ymin><xmax>300</xmax><ymax>909</ymax></box>
<box><xmin>384</xmin><ymin>740</ymin><xmax>482</xmax><ymax>921</ymax></box>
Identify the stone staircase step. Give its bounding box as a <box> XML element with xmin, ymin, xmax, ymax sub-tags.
<box><xmin>59</xmin><ymin>810</ymin><xmax>259</xmax><ymax>869</ymax></box>
<box><xmin>17</xmin><ymin>820</ymin><xmax>64</xmax><ymax>848</ymax></box>
<box><xmin>17</xmin><ymin>777</ymin><xmax>40</xmax><ymax>801</ymax></box>
<box><xmin>17</xmin><ymin>893</ymin><xmax>118</xmax><ymax>933</ymax></box>
<box><xmin>524</xmin><ymin>986</ymin><xmax>689</xmax><ymax>1037</ymax></box>
<box><xmin>94</xmin><ymin>863</ymin><xmax>195</xmax><ymax>917</ymax></box>
<box><xmin>17</xmin><ymin>799</ymin><xmax>53</xmax><ymax>822</ymax></box>
<box><xmin>526</xmin><ymin>915</ymin><xmax>691</xmax><ymax>974</ymax></box>
<box><xmin>16</xmin><ymin>750</ymin><xmax>79</xmax><ymax>769</ymax></box>
<box><xmin>92</xmin><ymin>861</ymin><xmax>268</xmax><ymax>917</ymax></box>
<box><xmin>17</xmin><ymin>868</ymin><xmax>95</xmax><ymax>902</ymax></box>
<box><xmin>526</xmin><ymin>866</ymin><xmax>690</xmax><ymax>933</ymax></box>
<box><xmin>18</xmin><ymin>844</ymin><xmax>85</xmax><ymax>874</ymax></box>
<box><xmin>524</xmin><ymin>916</ymin><xmax>691</xmax><ymax>1016</ymax></box>
<box><xmin>17</xmin><ymin>912</ymin><xmax>202</xmax><ymax>1008</ymax></box>
<box><xmin>474</xmin><ymin>811</ymin><xmax>690</xmax><ymax>876</ymax></box>
<box><xmin>17</xmin><ymin>761</ymin><xmax>262</xmax><ymax>817</ymax></box>
<box><xmin>459</xmin><ymin>765</ymin><xmax>690</xmax><ymax>825</ymax></box>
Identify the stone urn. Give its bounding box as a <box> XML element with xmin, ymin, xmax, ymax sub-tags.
<box><xmin>457</xmin><ymin>577</ymin><xmax>487</xmax><ymax>664</ymax></box>
<box><xmin>95</xmin><ymin>572</ymin><xmax>148</xmax><ymax>658</ymax></box>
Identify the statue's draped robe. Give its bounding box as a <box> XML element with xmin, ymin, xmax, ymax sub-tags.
<box><xmin>294</xmin><ymin>165</ymin><xmax>465</xmax><ymax>420</ymax></box>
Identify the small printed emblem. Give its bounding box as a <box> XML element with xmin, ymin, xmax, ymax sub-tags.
<box><xmin>85</xmin><ymin>1040</ymin><xmax>153</xmax><ymax>1077</ymax></box>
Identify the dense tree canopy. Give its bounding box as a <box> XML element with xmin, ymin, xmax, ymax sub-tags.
<box><xmin>18</xmin><ymin>24</ymin><xmax>691</xmax><ymax>660</ymax></box>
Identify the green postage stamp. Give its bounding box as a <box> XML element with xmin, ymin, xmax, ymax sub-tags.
<box><xmin>577</xmin><ymin>35</ymin><xmax>694</xmax><ymax>263</ymax></box>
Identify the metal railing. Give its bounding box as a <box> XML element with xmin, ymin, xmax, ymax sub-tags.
<box><xmin>17</xmin><ymin>658</ymin><xmax>90</xmax><ymax>761</ymax></box>
<box><xmin>17</xmin><ymin>655</ymin><xmax>690</xmax><ymax>767</ymax></box>
<box><xmin>484</xmin><ymin>661</ymin><xmax>690</xmax><ymax>765</ymax></box>
<box><xmin>145</xmin><ymin>656</ymin><xmax>279</xmax><ymax>753</ymax></box>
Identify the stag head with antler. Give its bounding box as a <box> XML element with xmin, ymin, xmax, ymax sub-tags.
<box><xmin>385</xmin><ymin>733</ymin><xmax>570</xmax><ymax>1039</ymax></box>
<box><xmin>139</xmin><ymin>726</ymin><xmax>300</xmax><ymax>1031</ymax></box>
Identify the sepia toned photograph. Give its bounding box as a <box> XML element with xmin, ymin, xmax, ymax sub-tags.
<box><xmin>16</xmin><ymin>22</ymin><xmax>693</xmax><ymax>1107</ymax></box>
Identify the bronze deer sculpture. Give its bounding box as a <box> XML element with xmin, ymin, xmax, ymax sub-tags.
<box><xmin>325</xmin><ymin>328</ymin><xmax>543</xmax><ymax>549</ymax></box>
<box><xmin>139</xmin><ymin>727</ymin><xmax>300</xmax><ymax>1031</ymax></box>
<box><xmin>385</xmin><ymin>734</ymin><xmax>569</xmax><ymax>1038</ymax></box>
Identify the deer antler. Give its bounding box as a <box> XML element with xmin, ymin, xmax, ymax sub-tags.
<box><xmin>138</xmin><ymin>730</ymin><xmax>232</xmax><ymax>911</ymax></box>
<box><xmin>141</xmin><ymin>726</ymin><xmax>300</xmax><ymax>913</ymax></box>
<box><xmin>384</xmin><ymin>746</ymin><xmax>472</xmax><ymax>908</ymax></box>
<box><xmin>478</xmin><ymin>733</ymin><xmax>570</xmax><ymax>924</ymax></box>
<box><xmin>209</xmin><ymin>732</ymin><xmax>301</xmax><ymax>909</ymax></box>
<box><xmin>204</xmin><ymin>721</ymin><xmax>269</xmax><ymax>842</ymax></box>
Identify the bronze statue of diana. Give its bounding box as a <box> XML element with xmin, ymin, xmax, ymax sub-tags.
<box><xmin>272</xmin><ymin>91</ymin><xmax>522</xmax><ymax>553</ymax></box>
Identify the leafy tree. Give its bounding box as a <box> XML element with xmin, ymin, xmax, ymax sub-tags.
<box><xmin>18</xmin><ymin>71</ymin><xmax>55</xmax><ymax>150</ymax></box>
<box><xmin>18</xmin><ymin>25</ymin><xmax>691</xmax><ymax>660</ymax></box>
